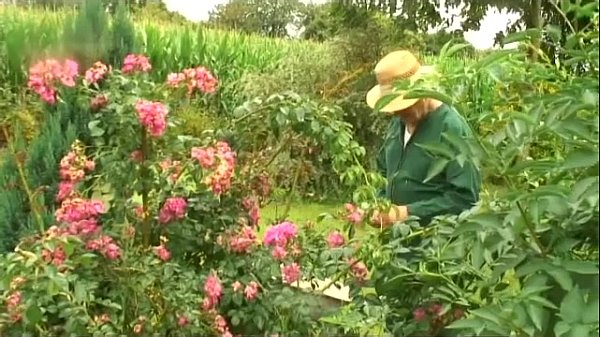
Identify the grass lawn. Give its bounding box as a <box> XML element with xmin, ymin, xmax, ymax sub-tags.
<box><xmin>259</xmin><ymin>201</ymin><xmax>345</xmax><ymax>232</ymax></box>
<box><xmin>258</xmin><ymin>200</ymin><xmax>380</xmax><ymax>239</ymax></box>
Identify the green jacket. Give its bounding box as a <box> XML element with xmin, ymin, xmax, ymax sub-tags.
<box><xmin>376</xmin><ymin>104</ymin><xmax>481</xmax><ymax>225</ymax></box>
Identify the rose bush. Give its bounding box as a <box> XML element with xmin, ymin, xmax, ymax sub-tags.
<box><xmin>0</xmin><ymin>54</ymin><xmax>370</xmax><ymax>336</ymax></box>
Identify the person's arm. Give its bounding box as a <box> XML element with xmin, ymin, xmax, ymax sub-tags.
<box><xmin>405</xmin><ymin>158</ymin><xmax>481</xmax><ymax>221</ymax></box>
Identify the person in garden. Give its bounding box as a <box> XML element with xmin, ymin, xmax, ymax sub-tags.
<box><xmin>366</xmin><ymin>50</ymin><xmax>482</xmax><ymax>227</ymax></box>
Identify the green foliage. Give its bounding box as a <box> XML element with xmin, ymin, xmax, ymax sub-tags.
<box><xmin>231</xmin><ymin>91</ymin><xmax>366</xmax><ymax>202</ymax></box>
<box><xmin>62</xmin><ymin>0</ymin><xmax>111</xmax><ymax>69</ymax></box>
<box><xmin>172</xmin><ymin>107</ymin><xmax>222</xmax><ymax>139</ymax></box>
<box><xmin>321</xmin><ymin>10</ymin><xmax>599</xmax><ymax>336</ymax></box>
<box><xmin>0</xmin><ymin>232</ymin><xmax>212</xmax><ymax>336</ymax></box>
<box><xmin>208</xmin><ymin>0</ymin><xmax>307</xmax><ymax>38</ymax></box>
<box><xmin>1</xmin><ymin>55</ymin><xmax>367</xmax><ymax>336</ymax></box>
<box><xmin>0</xmin><ymin>114</ymin><xmax>77</xmax><ymax>253</ymax></box>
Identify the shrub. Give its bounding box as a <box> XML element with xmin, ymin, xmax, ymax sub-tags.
<box><xmin>319</xmin><ymin>23</ymin><xmax>599</xmax><ymax>337</ymax></box>
<box><xmin>0</xmin><ymin>54</ymin><xmax>368</xmax><ymax>336</ymax></box>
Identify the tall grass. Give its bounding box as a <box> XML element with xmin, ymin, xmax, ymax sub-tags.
<box><xmin>0</xmin><ymin>6</ymin><xmax>474</xmax><ymax>115</ymax></box>
<box><xmin>0</xmin><ymin>8</ymin><xmax>68</xmax><ymax>88</ymax></box>
<box><xmin>0</xmin><ymin>7</ymin><xmax>328</xmax><ymax>111</ymax></box>
<box><xmin>135</xmin><ymin>19</ymin><xmax>327</xmax><ymax>111</ymax></box>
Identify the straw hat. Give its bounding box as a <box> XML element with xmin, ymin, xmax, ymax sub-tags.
<box><xmin>366</xmin><ymin>50</ymin><xmax>436</xmax><ymax>113</ymax></box>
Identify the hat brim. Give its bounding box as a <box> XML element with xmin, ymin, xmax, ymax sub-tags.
<box><xmin>366</xmin><ymin>86</ymin><xmax>418</xmax><ymax>113</ymax></box>
<box><xmin>366</xmin><ymin>65</ymin><xmax>437</xmax><ymax>113</ymax></box>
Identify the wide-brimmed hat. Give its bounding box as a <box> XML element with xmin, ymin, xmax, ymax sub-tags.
<box><xmin>366</xmin><ymin>50</ymin><xmax>436</xmax><ymax>113</ymax></box>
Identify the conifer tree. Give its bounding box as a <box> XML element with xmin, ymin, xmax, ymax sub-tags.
<box><xmin>0</xmin><ymin>115</ymin><xmax>77</xmax><ymax>252</ymax></box>
<box><xmin>109</xmin><ymin>0</ymin><xmax>137</xmax><ymax>68</ymax></box>
<box><xmin>0</xmin><ymin>89</ymin><xmax>91</xmax><ymax>253</ymax></box>
<box><xmin>63</xmin><ymin>0</ymin><xmax>111</xmax><ymax>68</ymax></box>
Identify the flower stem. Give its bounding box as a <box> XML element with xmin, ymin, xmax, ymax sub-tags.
<box><xmin>140</xmin><ymin>128</ymin><xmax>151</xmax><ymax>246</ymax></box>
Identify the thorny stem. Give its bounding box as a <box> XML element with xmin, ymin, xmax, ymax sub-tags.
<box><xmin>515</xmin><ymin>199</ymin><xmax>547</xmax><ymax>256</ymax></box>
<box><xmin>265</xmin><ymin>133</ymin><xmax>294</xmax><ymax>168</ymax></box>
<box><xmin>500</xmin><ymin>174</ymin><xmax>547</xmax><ymax>256</ymax></box>
<box><xmin>353</xmin><ymin>153</ymin><xmax>380</xmax><ymax>207</ymax></box>
<box><xmin>319</xmin><ymin>258</ymin><xmax>362</xmax><ymax>294</ymax></box>
<box><xmin>140</xmin><ymin>128</ymin><xmax>151</xmax><ymax>246</ymax></box>
<box><xmin>282</xmin><ymin>163</ymin><xmax>302</xmax><ymax>219</ymax></box>
<box><xmin>2</xmin><ymin>126</ymin><xmax>45</xmax><ymax>234</ymax></box>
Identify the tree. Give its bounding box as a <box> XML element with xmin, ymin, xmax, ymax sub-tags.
<box><xmin>208</xmin><ymin>0</ymin><xmax>307</xmax><ymax>38</ymax></box>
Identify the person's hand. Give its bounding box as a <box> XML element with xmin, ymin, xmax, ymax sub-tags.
<box><xmin>370</xmin><ymin>205</ymin><xmax>408</xmax><ymax>228</ymax></box>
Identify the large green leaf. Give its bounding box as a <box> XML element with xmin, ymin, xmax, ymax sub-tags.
<box><xmin>440</xmin><ymin>42</ymin><xmax>473</xmax><ymax>59</ymax></box>
<box><xmin>471</xmin><ymin>49</ymin><xmax>514</xmax><ymax>71</ymax></box>
<box><xmin>374</xmin><ymin>93</ymin><xmax>400</xmax><ymax>112</ymax></box>
<box><xmin>547</xmin><ymin>267</ymin><xmax>574</xmax><ymax>291</ymax></box>
<box><xmin>560</xmin><ymin>286</ymin><xmax>585</xmax><ymax>323</ymax></box>
<box><xmin>526</xmin><ymin>303</ymin><xmax>547</xmax><ymax>332</ymax></box>
<box><xmin>561</xmin><ymin>260</ymin><xmax>599</xmax><ymax>275</ymax></box>
<box><xmin>423</xmin><ymin>158</ymin><xmax>449</xmax><ymax>182</ymax></box>
<box><xmin>403</xmin><ymin>89</ymin><xmax>455</xmax><ymax>107</ymax></box>
<box><xmin>503</xmin><ymin>28</ymin><xmax>542</xmax><ymax>44</ymax></box>
<box><xmin>562</xmin><ymin>148</ymin><xmax>599</xmax><ymax>170</ymax></box>
<box><xmin>25</xmin><ymin>304</ymin><xmax>43</xmax><ymax>324</ymax></box>
<box><xmin>582</xmin><ymin>298</ymin><xmax>599</xmax><ymax>324</ymax></box>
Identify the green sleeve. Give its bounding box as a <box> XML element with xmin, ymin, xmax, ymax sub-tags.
<box><xmin>406</xmin><ymin>159</ymin><xmax>481</xmax><ymax>221</ymax></box>
<box><xmin>406</xmin><ymin>120</ymin><xmax>482</xmax><ymax>222</ymax></box>
<box><xmin>376</xmin><ymin>145</ymin><xmax>387</xmax><ymax>198</ymax></box>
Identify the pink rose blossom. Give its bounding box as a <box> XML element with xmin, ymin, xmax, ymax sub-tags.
<box><xmin>244</xmin><ymin>281</ymin><xmax>259</xmax><ymax>300</ymax></box>
<box><xmin>203</xmin><ymin>274</ymin><xmax>223</xmax><ymax>307</ymax></box>
<box><xmin>214</xmin><ymin>315</ymin><xmax>228</xmax><ymax>333</ymax></box>
<box><xmin>158</xmin><ymin>197</ymin><xmax>187</xmax><ymax>224</ymax></box>
<box><xmin>228</xmin><ymin>226</ymin><xmax>257</xmax><ymax>253</ymax></box>
<box><xmin>191</xmin><ymin>147</ymin><xmax>215</xmax><ymax>168</ymax></box>
<box><xmin>177</xmin><ymin>315</ymin><xmax>189</xmax><ymax>327</ymax></box>
<box><xmin>86</xmin><ymin>235</ymin><xmax>121</xmax><ymax>260</ymax></box>
<box><xmin>84</xmin><ymin>61</ymin><xmax>109</xmax><ymax>84</ymax></box>
<box><xmin>281</xmin><ymin>263</ymin><xmax>301</xmax><ymax>284</ymax></box>
<box><xmin>263</xmin><ymin>221</ymin><xmax>298</xmax><ymax>247</ymax></box>
<box><xmin>28</xmin><ymin>59</ymin><xmax>79</xmax><ymax>104</ymax></box>
<box><xmin>122</xmin><ymin>54</ymin><xmax>152</xmax><ymax>74</ymax></box>
<box><xmin>56</xmin><ymin>181</ymin><xmax>75</xmax><ymax>202</ymax></box>
<box><xmin>327</xmin><ymin>230</ymin><xmax>345</xmax><ymax>248</ymax></box>
<box><xmin>202</xmin><ymin>297</ymin><xmax>213</xmax><ymax>311</ymax></box>
<box><xmin>135</xmin><ymin>99</ymin><xmax>169</xmax><ymax>137</ymax></box>
<box><xmin>344</xmin><ymin>203</ymin><xmax>365</xmax><ymax>224</ymax></box>
<box><xmin>104</xmin><ymin>243</ymin><xmax>121</xmax><ymax>260</ymax></box>
<box><xmin>154</xmin><ymin>245</ymin><xmax>171</xmax><ymax>261</ymax></box>
<box><xmin>348</xmin><ymin>258</ymin><xmax>368</xmax><ymax>282</ymax></box>
<box><xmin>42</xmin><ymin>246</ymin><xmax>66</xmax><ymax>266</ymax></box>
<box><xmin>271</xmin><ymin>245</ymin><xmax>287</xmax><ymax>261</ymax></box>
<box><xmin>191</xmin><ymin>142</ymin><xmax>236</xmax><ymax>195</ymax></box>
<box><xmin>413</xmin><ymin>307</ymin><xmax>426</xmax><ymax>322</ymax></box>
<box><xmin>167</xmin><ymin>66</ymin><xmax>218</xmax><ymax>95</ymax></box>
<box><xmin>232</xmin><ymin>281</ymin><xmax>242</xmax><ymax>292</ymax></box>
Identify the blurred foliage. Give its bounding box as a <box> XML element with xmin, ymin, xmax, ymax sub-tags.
<box><xmin>207</xmin><ymin>0</ymin><xmax>308</xmax><ymax>38</ymax></box>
